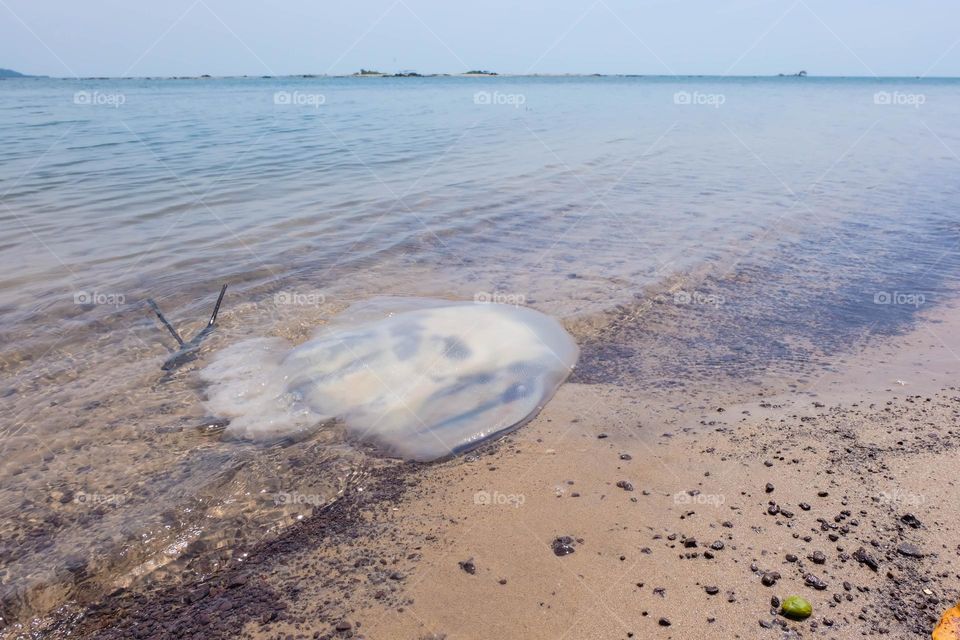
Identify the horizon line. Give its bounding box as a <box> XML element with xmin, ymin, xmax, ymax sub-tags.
<box><xmin>6</xmin><ymin>72</ymin><xmax>960</xmax><ymax>80</ymax></box>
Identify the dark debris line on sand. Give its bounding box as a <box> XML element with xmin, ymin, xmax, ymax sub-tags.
<box><xmin>54</xmin><ymin>463</ymin><xmax>419</xmax><ymax>640</ymax></box>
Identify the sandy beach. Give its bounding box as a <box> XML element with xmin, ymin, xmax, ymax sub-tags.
<box><xmin>5</xmin><ymin>3</ymin><xmax>960</xmax><ymax>639</ymax></box>
<box><xmin>36</xmin><ymin>294</ymin><xmax>959</xmax><ymax>640</ymax></box>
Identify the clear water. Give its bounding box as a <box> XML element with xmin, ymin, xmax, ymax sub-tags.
<box><xmin>2</xmin><ymin>76</ymin><xmax>960</xmax><ymax>627</ymax></box>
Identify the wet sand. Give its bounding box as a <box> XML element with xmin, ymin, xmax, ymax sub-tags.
<box><xmin>32</xmin><ymin>299</ymin><xmax>960</xmax><ymax>639</ymax></box>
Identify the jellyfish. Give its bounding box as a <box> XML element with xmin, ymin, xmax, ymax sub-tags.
<box><xmin>201</xmin><ymin>300</ymin><xmax>578</xmax><ymax>461</ymax></box>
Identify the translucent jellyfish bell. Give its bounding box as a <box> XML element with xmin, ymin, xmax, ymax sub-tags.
<box><xmin>201</xmin><ymin>300</ymin><xmax>578</xmax><ymax>461</ymax></box>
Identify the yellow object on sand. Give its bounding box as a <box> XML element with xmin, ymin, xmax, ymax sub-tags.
<box><xmin>933</xmin><ymin>603</ymin><xmax>960</xmax><ymax>640</ymax></box>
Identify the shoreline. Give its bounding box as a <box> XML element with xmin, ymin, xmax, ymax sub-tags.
<box><xmin>26</xmin><ymin>299</ymin><xmax>960</xmax><ymax>639</ymax></box>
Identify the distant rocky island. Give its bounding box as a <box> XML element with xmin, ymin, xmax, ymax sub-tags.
<box><xmin>0</xmin><ymin>68</ymin><xmax>33</xmax><ymax>78</ymax></box>
<box><xmin>778</xmin><ymin>70</ymin><xmax>808</xmax><ymax>77</ymax></box>
<box><xmin>351</xmin><ymin>69</ymin><xmax>498</xmax><ymax>77</ymax></box>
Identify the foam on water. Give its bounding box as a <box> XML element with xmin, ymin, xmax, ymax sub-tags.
<box><xmin>201</xmin><ymin>300</ymin><xmax>579</xmax><ymax>461</ymax></box>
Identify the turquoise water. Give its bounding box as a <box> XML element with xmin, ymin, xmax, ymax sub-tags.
<box><xmin>2</xmin><ymin>76</ymin><xmax>960</xmax><ymax>627</ymax></box>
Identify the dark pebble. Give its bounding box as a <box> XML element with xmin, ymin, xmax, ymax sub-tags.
<box><xmin>761</xmin><ymin>572</ymin><xmax>780</xmax><ymax>587</ymax></box>
<box><xmin>805</xmin><ymin>573</ymin><xmax>828</xmax><ymax>590</ymax></box>
<box><xmin>552</xmin><ymin>536</ymin><xmax>576</xmax><ymax>557</ymax></box>
<box><xmin>853</xmin><ymin>547</ymin><xmax>879</xmax><ymax>571</ymax></box>
<box><xmin>900</xmin><ymin>514</ymin><xmax>922</xmax><ymax>529</ymax></box>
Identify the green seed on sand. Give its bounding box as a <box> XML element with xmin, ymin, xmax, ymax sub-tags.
<box><xmin>780</xmin><ymin>595</ymin><xmax>812</xmax><ymax>620</ymax></box>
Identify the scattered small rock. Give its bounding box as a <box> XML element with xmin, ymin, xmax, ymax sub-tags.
<box><xmin>852</xmin><ymin>547</ymin><xmax>879</xmax><ymax>571</ymax></box>
<box><xmin>900</xmin><ymin>513</ymin><xmax>922</xmax><ymax>529</ymax></box>
<box><xmin>804</xmin><ymin>574</ymin><xmax>828</xmax><ymax>590</ymax></box>
<box><xmin>552</xmin><ymin>536</ymin><xmax>576</xmax><ymax>557</ymax></box>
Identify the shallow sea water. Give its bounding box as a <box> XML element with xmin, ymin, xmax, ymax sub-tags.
<box><xmin>1</xmin><ymin>75</ymin><xmax>960</xmax><ymax>628</ymax></box>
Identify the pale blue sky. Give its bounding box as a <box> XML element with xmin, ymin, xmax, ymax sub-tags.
<box><xmin>2</xmin><ymin>0</ymin><xmax>958</xmax><ymax>78</ymax></box>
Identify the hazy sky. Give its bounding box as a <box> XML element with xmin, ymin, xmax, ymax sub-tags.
<box><xmin>2</xmin><ymin>0</ymin><xmax>959</xmax><ymax>78</ymax></box>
